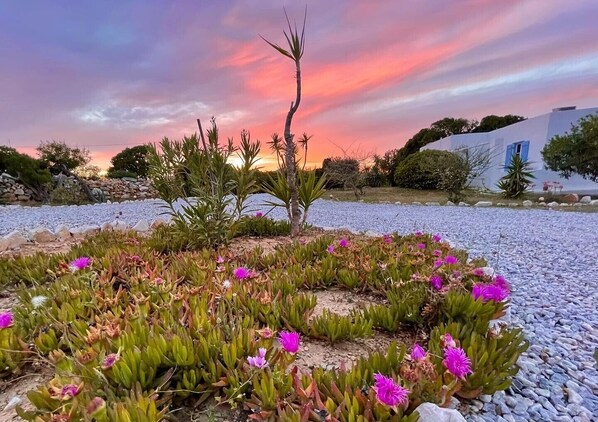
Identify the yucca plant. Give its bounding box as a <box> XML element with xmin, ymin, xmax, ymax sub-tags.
<box><xmin>497</xmin><ymin>154</ymin><xmax>535</xmax><ymax>198</ymax></box>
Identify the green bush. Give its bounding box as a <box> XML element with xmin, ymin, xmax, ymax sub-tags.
<box><xmin>0</xmin><ymin>146</ymin><xmax>51</xmax><ymax>196</ymax></box>
<box><xmin>107</xmin><ymin>145</ymin><xmax>149</xmax><ymax>178</ymax></box>
<box><xmin>106</xmin><ymin>169</ymin><xmax>138</xmax><ymax>179</ymax></box>
<box><xmin>234</xmin><ymin>215</ymin><xmax>291</xmax><ymax>237</ymax></box>
<box><xmin>394</xmin><ymin>150</ymin><xmax>462</xmax><ymax>189</ymax></box>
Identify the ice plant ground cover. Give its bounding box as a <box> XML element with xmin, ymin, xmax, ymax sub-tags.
<box><xmin>0</xmin><ymin>230</ymin><xmax>528</xmax><ymax>421</ymax></box>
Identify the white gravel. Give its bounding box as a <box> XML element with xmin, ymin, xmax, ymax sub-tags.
<box><xmin>1</xmin><ymin>195</ymin><xmax>597</xmax><ymax>421</ymax></box>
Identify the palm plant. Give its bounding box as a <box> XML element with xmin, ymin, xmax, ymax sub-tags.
<box><xmin>497</xmin><ymin>154</ymin><xmax>535</xmax><ymax>198</ymax></box>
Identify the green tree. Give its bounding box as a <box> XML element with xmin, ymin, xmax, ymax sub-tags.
<box><xmin>541</xmin><ymin>114</ymin><xmax>598</xmax><ymax>182</ymax></box>
<box><xmin>497</xmin><ymin>155</ymin><xmax>535</xmax><ymax>198</ymax></box>
<box><xmin>37</xmin><ymin>141</ymin><xmax>90</xmax><ymax>173</ymax></box>
<box><xmin>394</xmin><ymin>150</ymin><xmax>463</xmax><ymax>190</ymax></box>
<box><xmin>107</xmin><ymin>145</ymin><xmax>149</xmax><ymax>178</ymax></box>
<box><xmin>471</xmin><ymin>115</ymin><xmax>525</xmax><ymax>133</ymax></box>
<box><xmin>0</xmin><ymin>146</ymin><xmax>51</xmax><ymax>200</ymax></box>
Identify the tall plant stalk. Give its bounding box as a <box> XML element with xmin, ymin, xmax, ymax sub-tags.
<box><xmin>261</xmin><ymin>9</ymin><xmax>307</xmax><ymax>237</ymax></box>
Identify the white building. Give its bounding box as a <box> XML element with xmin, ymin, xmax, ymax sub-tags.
<box><xmin>421</xmin><ymin>106</ymin><xmax>598</xmax><ymax>194</ymax></box>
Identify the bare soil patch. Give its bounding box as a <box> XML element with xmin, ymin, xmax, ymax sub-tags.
<box><xmin>0</xmin><ymin>362</ymin><xmax>54</xmax><ymax>421</ymax></box>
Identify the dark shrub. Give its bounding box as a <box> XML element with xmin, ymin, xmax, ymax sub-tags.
<box><xmin>394</xmin><ymin>150</ymin><xmax>461</xmax><ymax>189</ymax></box>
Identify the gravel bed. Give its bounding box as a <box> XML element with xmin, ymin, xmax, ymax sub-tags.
<box><xmin>1</xmin><ymin>196</ymin><xmax>597</xmax><ymax>421</ymax></box>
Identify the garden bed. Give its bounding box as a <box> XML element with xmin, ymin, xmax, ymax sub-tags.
<box><xmin>0</xmin><ymin>230</ymin><xmax>527</xmax><ymax>421</ymax></box>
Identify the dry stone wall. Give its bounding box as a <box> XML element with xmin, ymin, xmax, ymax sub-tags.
<box><xmin>0</xmin><ymin>173</ymin><xmax>36</xmax><ymax>203</ymax></box>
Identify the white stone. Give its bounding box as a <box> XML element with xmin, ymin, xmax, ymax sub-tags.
<box><xmin>80</xmin><ymin>225</ymin><xmax>100</xmax><ymax>236</ymax></box>
<box><xmin>100</xmin><ymin>222</ymin><xmax>113</xmax><ymax>231</ymax></box>
<box><xmin>474</xmin><ymin>201</ymin><xmax>492</xmax><ymax>207</ymax></box>
<box><xmin>458</xmin><ymin>202</ymin><xmax>469</xmax><ymax>207</ymax></box>
<box><xmin>0</xmin><ymin>231</ymin><xmax>28</xmax><ymax>251</ymax></box>
<box><xmin>539</xmin><ymin>202</ymin><xmax>546</xmax><ymax>206</ymax></box>
<box><xmin>133</xmin><ymin>219</ymin><xmax>150</xmax><ymax>232</ymax></box>
<box><xmin>508</xmin><ymin>203</ymin><xmax>519</xmax><ymax>207</ymax></box>
<box><xmin>590</xmin><ymin>199</ymin><xmax>598</xmax><ymax>206</ymax></box>
<box><xmin>414</xmin><ymin>403</ymin><xmax>466</xmax><ymax>422</ymax></box>
<box><xmin>411</xmin><ymin>201</ymin><xmax>422</xmax><ymax>205</ymax></box>
<box><xmin>111</xmin><ymin>220</ymin><xmax>130</xmax><ymax>232</ymax></box>
<box><xmin>14</xmin><ymin>188</ymin><xmax>25</xmax><ymax>195</ymax></box>
<box><xmin>29</xmin><ymin>226</ymin><xmax>56</xmax><ymax>243</ymax></box>
<box><xmin>445</xmin><ymin>201</ymin><xmax>455</xmax><ymax>206</ymax></box>
<box><xmin>425</xmin><ymin>202</ymin><xmax>440</xmax><ymax>206</ymax></box>
<box><xmin>573</xmin><ymin>203</ymin><xmax>582</xmax><ymax>207</ymax></box>
<box><xmin>394</xmin><ymin>201</ymin><xmax>401</xmax><ymax>205</ymax></box>
<box><xmin>579</xmin><ymin>195</ymin><xmax>591</xmax><ymax>204</ymax></box>
<box><xmin>547</xmin><ymin>202</ymin><xmax>559</xmax><ymax>207</ymax></box>
<box><xmin>538</xmin><ymin>196</ymin><xmax>545</xmax><ymax>201</ymax></box>
<box><xmin>496</xmin><ymin>202</ymin><xmax>507</xmax><ymax>207</ymax></box>
<box><xmin>522</xmin><ymin>200</ymin><xmax>533</xmax><ymax>207</ymax></box>
<box><xmin>55</xmin><ymin>225</ymin><xmax>71</xmax><ymax>240</ymax></box>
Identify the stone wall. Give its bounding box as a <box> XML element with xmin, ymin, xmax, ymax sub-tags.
<box><xmin>0</xmin><ymin>173</ymin><xmax>37</xmax><ymax>203</ymax></box>
<box><xmin>0</xmin><ymin>173</ymin><xmax>158</xmax><ymax>204</ymax></box>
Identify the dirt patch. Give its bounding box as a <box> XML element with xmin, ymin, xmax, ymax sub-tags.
<box><xmin>310</xmin><ymin>288</ymin><xmax>380</xmax><ymax>319</ymax></box>
<box><xmin>0</xmin><ymin>238</ymin><xmax>80</xmax><ymax>259</ymax></box>
<box><xmin>295</xmin><ymin>330</ymin><xmax>417</xmax><ymax>373</ymax></box>
<box><xmin>227</xmin><ymin>228</ymin><xmax>332</xmax><ymax>257</ymax></box>
<box><xmin>0</xmin><ymin>363</ymin><xmax>54</xmax><ymax>421</ymax></box>
<box><xmin>0</xmin><ymin>290</ymin><xmax>18</xmax><ymax>313</ymax></box>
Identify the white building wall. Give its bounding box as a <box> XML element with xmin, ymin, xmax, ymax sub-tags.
<box><xmin>422</xmin><ymin>107</ymin><xmax>598</xmax><ymax>193</ymax></box>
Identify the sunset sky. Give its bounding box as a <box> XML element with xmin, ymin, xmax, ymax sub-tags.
<box><xmin>1</xmin><ymin>0</ymin><xmax>597</xmax><ymax>170</ymax></box>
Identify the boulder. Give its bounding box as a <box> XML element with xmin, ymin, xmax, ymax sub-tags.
<box><xmin>445</xmin><ymin>201</ymin><xmax>455</xmax><ymax>206</ymax></box>
<box><xmin>111</xmin><ymin>220</ymin><xmax>130</xmax><ymax>232</ymax></box>
<box><xmin>55</xmin><ymin>225</ymin><xmax>72</xmax><ymax>240</ymax></box>
<box><xmin>425</xmin><ymin>202</ymin><xmax>440</xmax><ymax>206</ymax></box>
<box><xmin>580</xmin><ymin>195</ymin><xmax>592</xmax><ymax>204</ymax></box>
<box><xmin>29</xmin><ymin>227</ymin><xmax>56</xmax><ymax>243</ymax></box>
<box><xmin>14</xmin><ymin>188</ymin><xmax>24</xmax><ymax>195</ymax></box>
<box><xmin>563</xmin><ymin>193</ymin><xmax>579</xmax><ymax>203</ymax></box>
<box><xmin>547</xmin><ymin>201</ymin><xmax>559</xmax><ymax>207</ymax></box>
<box><xmin>0</xmin><ymin>231</ymin><xmax>28</xmax><ymax>251</ymax></box>
<box><xmin>522</xmin><ymin>200</ymin><xmax>533</xmax><ymax>207</ymax></box>
<box><xmin>508</xmin><ymin>203</ymin><xmax>519</xmax><ymax>207</ymax></box>
<box><xmin>590</xmin><ymin>200</ymin><xmax>598</xmax><ymax>206</ymax></box>
<box><xmin>538</xmin><ymin>196</ymin><xmax>545</xmax><ymax>202</ymax></box>
<box><xmin>474</xmin><ymin>201</ymin><xmax>492</xmax><ymax>207</ymax></box>
<box><xmin>394</xmin><ymin>201</ymin><xmax>402</xmax><ymax>205</ymax></box>
<box><xmin>538</xmin><ymin>202</ymin><xmax>546</xmax><ymax>206</ymax></box>
<box><xmin>414</xmin><ymin>403</ymin><xmax>466</xmax><ymax>422</ymax></box>
<box><xmin>133</xmin><ymin>219</ymin><xmax>150</xmax><ymax>232</ymax></box>
<box><xmin>496</xmin><ymin>203</ymin><xmax>507</xmax><ymax>207</ymax></box>
<box><xmin>458</xmin><ymin>202</ymin><xmax>469</xmax><ymax>207</ymax></box>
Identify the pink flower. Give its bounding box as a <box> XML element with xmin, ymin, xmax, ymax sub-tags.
<box><xmin>493</xmin><ymin>274</ymin><xmax>510</xmax><ymax>291</ymax></box>
<box><xmin>339</xmin><ymin>238</ymin><xmax>349</xmax><ymax>248</ymax></box>
<box><xmin>255</xmin><ymin>212</ymin><xmax>263</xmax><ymax>218</ymax></box>
<box><xmin>472</xmin><ymin>283</ymin><xmax>509</xmax><ymax>302</ymax></box>
<box><xmin>233</xmin><ymin>267</ymin><xmax>251</xmax><ymax>280</ymax></box>
<box><xmin>299</xmin><ymin>239</ymin><xmax>307</xmax><ymax>245</ymax></box>
<box><xmin>373</xmin><ymin>373</ymin><xmax>409</xmax><ymax>407</ymax></box>
<box><xmin>442</xmin><ymin>333</ymin><xmax>457</xmax><ymax>349</ymax></box>
<box><xmin>256</xmin><ymin>327</ymin><xmax>273</xmax><ymax>338</ymax></box>
<box><xmin>0</xmin><ymin>312</ymin><xmax>13</xmax><ymax>329</ymax></box>
<box><xmin>444</xmin><ymin>255</ymin><xmax>458</xmax><ymax>265</ymax></box>
<box><xmin>383</xmin><ymin>234</ymin><xmax>392</xmax><ymax>244</ymax></box>
<box><xmin>102</xmin><ymin>353</ymin><xmax>119</xmax><ymax>370</ymax></box>
<box><xmin>432</xmin><ymin>234</ymin><xmax>442</xmax><ymax>242</ymax></box>
<box><xmin>415</xmin><ymin>231</ymin><xmax>423</xmax><ymax>237</ymax></box>
<box><xmin>326</xmin><ymin>245</ymin><xmax>335</xmax><ymax>254</ymax></box>
<box><xmin>443</xmin><ymin>347</ymin><xmax>472</xmax><ymax>379</ymax></box>
<box><xmin>430</xmin><ymin>275</ymin><xmax>443</xmax><ymax>290</ymax></box>
<box><xmin>154</xmin><ymin>277</ymin><xmax>164</xmax><ymax>284</ymax></box>
<box><xmin>472</xmin><ymin>268</ymin><xmax>485</xmax><ymax>277</ymax></box>
<box><xmin>278</xmin><ymin>331</ymin><xmax>300</xmax><ymax>354</ymax></box>
<box><xmin>410</xmin><ymin>344</ymin><xmax>426</xmax><ymax>361</ymax></box>
<box><xmin>216</xmin><ymin>256</ymin><xmax>225</xmax><ymax>264</ymax></box>
<box><xmin>416</xmin><ymin>243</ymin><xmax>426</xmax><ymax>249</ymax></box>
<box><xmin>60</xmin><ymin>384</ymin><xmax>81</xmax><ymax>400</ymax></box>
<box><xmin>247</xmin><ymin>348</ymin><xmax>268</xmax><ymax>369</ymax></box>
<box><xmin>69</xmin><ymin>256</ymin><xmax>91</xmax><ymax>272</ymax></box>
<box><xmin>433</xmin><ymin>249</ymin><xmax>442</xmax><ymax>257</ymax></box>
<box><xmin>433</xmin><ymin>259</ymin><xmax>443</xmax><ymax>268</ymax></box>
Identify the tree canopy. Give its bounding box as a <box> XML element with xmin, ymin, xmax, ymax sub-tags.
<box><xmin>107</xmin><ymin>145</ymin><xmax>150</xmax><ymax>178</ymax></box>
<box><xmin>37</xmin><ymin>141</ymin><xmax>90</xmax><ymax>173</ymax></box>
<box><xmin>541</xmin><ymin>114</ymin><xmax>598</xmax><ymax>182</ymax></box>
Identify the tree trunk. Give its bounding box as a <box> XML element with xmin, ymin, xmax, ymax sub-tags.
<box><xmin>285</xmin><ymin>60</ymin><xmax>302</xmax><ymax>236</ymax></box>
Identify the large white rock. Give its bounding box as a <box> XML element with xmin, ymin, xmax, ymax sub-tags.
<box><xmin>425</xmin><ymin>202</ymin><xmax>441</xmax><ymax>206</ymax></box>
<box><xmin>547</xmin><ymin>201</ymin><xmax>559</xmax><ymax>208</ymax></box>
<box><xmin>100</xmin><ymin>222</ymin><xmax>113</xmax><ymax>231</ymax></box>
<box><xmin>0</xmin><ymin>231</ymin><xmax>28</xmax><ymax>251</ymax></box>
<box><xmin>522</xmin><ymin>200</ymin><xmax>533</xmax><ymax>207</ymax></box>
<box><xmin>580</xmin><ymin>195</ymin><xmax>592</xmax><ymax>204</ymax></box>
<box><xmin>111</xmin><ymin>220</ymin><xmax>130</xmax><ymax>232</ymax></box>
<box><xmin>133</xmin><ymin>219</ymin><xmax>150</xmax><ymax>232</ymax></box>
<box><xmin>55</xmin><ymin>225</ymin><xmax>71</xmax><ymax>240</ymax></box>
<box><xmin>458</xmin><ymin>202</ymin><xmax>469</xmax><ymax>207</ymax></box>
<box><xmin>590</xmin><ymin>199</ymin><xmax>598</xmax><ymax>206</ymax></box>
<box><xmin>29</xmin><ymin>227</ymin><xmax>56</xmax><ymax>243</ymax></box>
<box><xmin>414</xmin><ymin>403</ymin><xmax>466</xmax><ymax>422</ymax></box>
<box><xmin>445</xmin><ymin>201</ymin><xmax>455</xmax><ymax>206</ymax></box>
<box><xmin>474</xmin><ymin>201</ymin><xmax>492</xmax><ymax>207</ymax></box>
<box><xmin>80</xmin><ymin>225</ymin><xmax>100</xmax><ymax>236</ymax></box>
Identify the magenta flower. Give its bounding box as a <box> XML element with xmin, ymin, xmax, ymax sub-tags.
<box><xmin>102</xmin><ymin>353</ymin><xmax>119</xmax><ymax>370</ymax></box>
<box><xmin>216</xmin><ymin>255</ymin><xmax>225</xmax><ymax>264</ymax></box>
<box><xmin>432</xmin><ymin>234</ymin><xmax>442</xmax><ymax>242</ymax></box>
<box><xmin>452</xmin><ymin>270</ymin><xmax>462</xmax><ymax>278</ymax></box>
<box><xmin>430</xmin><ymin>275</ymin><xmax>443</xmax><ymax>290</ymax></box>
<box><xmin>69</xmin><ymin>256</ymin><xmax>91</xmax><ymax>272</ymax></box>
<box><xmin>416</xmin><ymin>243</ymin><xmax>426</xmax><ymax>249</ymax></box>
<box><xmin>433</xmin><ymin>259</ymin><xmax>443</xmax><ymax>268</ymax></box>
<box><xmin>339</xmin><ymin>238</ymin><xmax>349</xmax><ymax>248</ymax></box>
<box><xmin>60</xmin><ymin>384</ymin><xmax>81</xmax><ymax>400</ymax></box>
<box><xmin>278</xmin><ymin>331</ymin><xmax>300</xmax><ymax>354</ymax></box>
<box><xmin>373</xmin><ymin>373</ymin><xmax>409</xmax><ymax>407</ymax></box>
<box><xmin>410</xmin><ymin>344</ymin><xmax>426</xmax><ymax>361</ymax></box>
<box><xmin>154</xmin><ymin>277</ymin><xmax>164</xmax><ymax>285</ymax></box>
<box><xmin>255</xmin><ymin>212</ymin><xmax>263</xmax><ymax>218</ymax></box>
<box><xmin>415</xmin><ymin>231</ymin><xmax>423</xmax><ymax>237</ymax></box>
<box><xmin>233</xmin><ymin>267</ymin><xmax>251</xmax><ymax>280</ymax></box>
<box><xmin>472</xmin><ymin>268</ymin><xmax>485</xmax><ymax>277</ymax></box>
<box><xmin>433</xmin><ymin>249</ymin><xmax>442</xmax><ymax>257</ymax></box>
<box><xmin>493</xmin><ymin>274</ymin><xmax>510</xmax><ymax>291</ymax></box>
<box><xmin>383</xmin><ymin>234</ymin><xmax>392</xmax><ymax>244</ymax></box>
<box><xmin>247</xmin><ymin>348</ymin><xmax>268</xmax><ymax>369</ymax></box>
<box><xmin>472</xmin><ymin>283</ymin><xmax>509</xmax><ymax>302</ymax></box>
<box><xmin>326</xmin><ymin>245</ymin><xmax>335</xmax><ymax>254</ymax></box>
<box><xmin>443</xmin><ymin>347</ymin><xmax>473</xmax><ymax>379</ymax></box>
<box><xmin>444</xmin><ymin>255</ymin><xmax>458</xmax><ymax>265</ymax></box>
<box><xmin>0</xmin><ymin>312</ymin><xmax>14</xmax><ymax>329</ymax></box>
